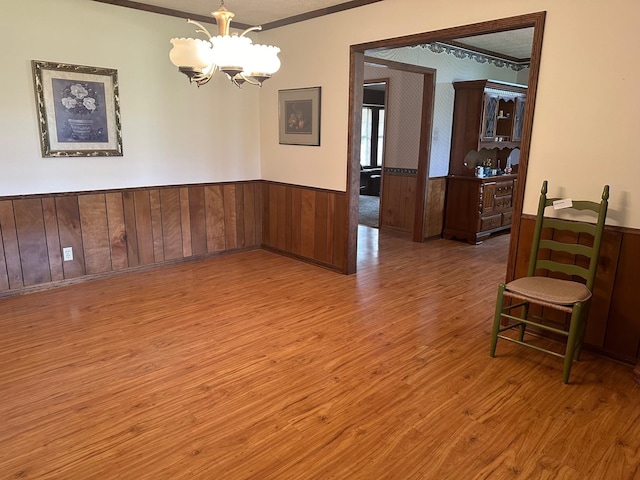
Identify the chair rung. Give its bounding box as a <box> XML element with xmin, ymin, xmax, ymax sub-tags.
<box><xmin>497</xmin><ymin>322</ymin><xmax>524</xmax><ymax>333</ymax></box>
<box><xmin>500</xmin><ymin>301</ymin><xmax>529</xmax><ymax>312</ymax></box>
<box><xmin>499</xmin><ymin>313</ymin><xmax>570</xmax><ymax>337</ymax></box>
<box><xmin>497</xmin><ymin>335</ymin><xmax>566</xmax><ymax>359</ymax></box>
<box><xmin>526</xmin><ymin>314</ymin><xmax>567</xmax><ymax>330</ymax></box>
<box><xmin>499</xmin><ymin>301</ymin><xmax>568</xmax><ymax>329</ymax></box>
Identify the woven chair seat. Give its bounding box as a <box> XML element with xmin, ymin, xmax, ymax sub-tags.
<box><xmin>506</xmin><ymin>277</ymin><xmax>592</xmax><ymax>305</ymax></box>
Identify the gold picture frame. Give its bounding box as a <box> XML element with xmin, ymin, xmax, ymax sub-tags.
<box><xmin>32</xmin><ymin>60</ymin><xmax>123</xmax><ymax>157</ymax></box>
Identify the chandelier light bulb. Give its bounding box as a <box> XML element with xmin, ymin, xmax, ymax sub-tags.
<box><xmin>244</xmin><ymin>44</ymin><xmax>281</xmax><ymax>76</ymax></box>
<box><xmin>169</xmin><ymin>38</ymin><xmax>213</xmax><ymax>71</ymax></box>
<box><xmin>209</xmin><ymin>35</ymin><xmax>252</xmax><ymax>77</ymax></box>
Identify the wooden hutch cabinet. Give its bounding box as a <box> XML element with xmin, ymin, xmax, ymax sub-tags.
<box><xmin>444</xmin><ymin>79</ymin><xmax>526</xmax><ymax>243</ymax></box>
<box><xmin>448</xmin><ymin>79</ymin><xmax>527</xmax><ymax>176</ymax></box>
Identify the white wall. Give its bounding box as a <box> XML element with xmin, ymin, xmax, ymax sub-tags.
<box><xmin>0</xmin><ymin>0</ymin><xmax>261</xmax><ymax>196</ymax></box>
<box><xmin>516</xmin><ymin>68</ymin><xmax>530</xmax><ymax>85</ymax></box>
<box><xmin>364</xmin><ymin>64</ymin><xmax>424</xmax><ymax>170</ymax></box>
<box><xmin>3</xmin><ymin>0</ymin><xmax>638</xmax><ymax>228</ymax></box>
<box><xmin>258</xmin><ymin>0</ymin><xmax>640</xmax><ymax>228</ymax></box>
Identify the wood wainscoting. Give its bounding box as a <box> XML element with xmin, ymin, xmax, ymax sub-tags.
<box><xmin>380</xmin><ymin>172</ymin><xmax>446</xmax><ymax>239</ymax></box>
<box><xmin>424</xmin><ymin>176</ymin><xmax>447</xmax><ymax>239</ymax></box>
<box><xmin>513</xmin><ymin>215</ymin><xmax>640</xmax><ymax>364</ymax></box>
<box><xmin>380</xmin><ymin>168</ymin><xmax>416</xmax><ymax>233</ymax></box>
<box><xmin>261</xmin><ymin>182</ymin><xmax>348</xmax><ymax>272</ymax></box>
<box><xmin>0</xmin><ymin>182</ymin><xmax>262</xmax><ymax>297</ymax></box>
<box><xmin>260</xmin><ymin>177</ymin><xmax>446</xmax><ymax>270</ymax></box>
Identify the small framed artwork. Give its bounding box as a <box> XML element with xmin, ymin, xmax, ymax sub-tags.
<box><xmin>278</xmin><ymin>87</ymin><xmax>321</xmax><ymax>146</ymax></box>
<box><xmin>32</xmin><ymin>60</ymin><xmax>123</xmax><ymax>157</ymax></box>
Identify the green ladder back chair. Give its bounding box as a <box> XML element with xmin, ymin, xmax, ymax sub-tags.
<box><xmin>490</xmin><ymin>180</ymin><xmax>609</xmax><ymax>384</ymax></box>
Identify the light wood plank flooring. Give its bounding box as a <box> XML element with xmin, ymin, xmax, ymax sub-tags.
<box><xmin>1</xmin><ymin>228</ymin><xmax>638</xmax><ymax>479</ymax></box>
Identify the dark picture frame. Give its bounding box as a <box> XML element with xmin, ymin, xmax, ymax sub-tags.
<box><xmin>278</xmin><ymin>87</ymin><xmax>321</xmax><ymax>146</ymax></box>
<box><xmin>32</xmin><ymin>60</ymin><xmax>123</xmax><ymax>157</ymax></box>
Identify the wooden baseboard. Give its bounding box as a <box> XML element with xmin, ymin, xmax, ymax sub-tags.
<box><xmin>261</xmin><ymin>245</ymin><xmax>344</xmax><ymax>274</ymax></box>
<box><xmin>0</xmin><ymin>245</ymin><xmax>260</xmax><ymax>300</ymax></box>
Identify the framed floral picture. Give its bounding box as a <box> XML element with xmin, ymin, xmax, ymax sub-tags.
<box><xmin>32</xmin><ymin>60</ymin><xmax>123</xmax><ymax>157</ymax></box>
<box><xmin>278</xmin><ymin>87</ymin><xmax>321</xmax><ymax>146</ymax></box>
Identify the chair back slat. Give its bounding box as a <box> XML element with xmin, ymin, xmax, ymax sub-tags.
<box><xmin>539</xmin><ymin>239</ymin><xmax>593</xmax><ymax>259</ymax></box>
<box><xmin>542</xmin><ymin>218</ymin><xmax>596</xmax><ymax>236</ymax></box>
<box><xmin>545</xmin><ymin>198</ymin><xmax>601</xmax><ymax>213</ymax></box>
<box><xmin>536</xmin><ymin>260</ymin><xmax>590</xmax><ymax>281</ymax></box>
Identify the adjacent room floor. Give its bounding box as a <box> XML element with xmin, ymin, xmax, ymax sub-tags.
<box><xmin>358</xmin><ymin>194</ymin><xmax>380</xmax><ymax>229</ymax></box>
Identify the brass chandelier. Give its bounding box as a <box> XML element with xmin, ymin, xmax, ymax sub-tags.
<box><xmin>169</xmin><ymin>1</ymin><xmax>281</xmax><ymax>87</ymax></box>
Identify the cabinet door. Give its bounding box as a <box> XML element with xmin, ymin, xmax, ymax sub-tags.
<box><xmin>512</xmin><ymin>97</ymin><xmax>526</xmax><ymax>141</ymax></box>
<box><xmin>482</xmin><ymin>183</ymin><xmax>497</xmax><ymax>214</ymax></box>
<box><xmin>496</xmin><ymin>98</ymin><xmax>515</xmax><ymax>140</ymax></box>
<box><xmin>481</xmin><ymin>95</ymin><xmax>498</xmax><ymax>141</ymax></box>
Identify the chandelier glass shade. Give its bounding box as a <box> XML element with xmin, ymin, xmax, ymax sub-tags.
<box><xmin>169</xmin><ymin>1</ymin><xmax>281</xmax><ymax>87</ymax></box>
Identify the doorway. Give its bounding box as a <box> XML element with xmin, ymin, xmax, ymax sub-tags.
<box><xmin>346</xmin><ymin>12</ymin><xmax>546</xmax><ymax>274</ymax></box>
<box><xmin>360</xmin><ymin>58</ymin><xmax>435</xmax><ymax>240</ymax></box>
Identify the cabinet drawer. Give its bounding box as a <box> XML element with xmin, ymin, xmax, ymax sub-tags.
<box><xmin>495</xmin><ymin>182</ymin><xmax>513</xmax><ymax>195</ymax></box>
<box><xmin>480</xmin><ymin>214</ymin><xmax>502</xmax><ymax>231</ymax></box>
<box><xmin>502</xmin><ymin>211</ymin><xmax>513</xmax><ymax>226</ymax></box>
<box><xmin>494</xmin><ymin>195</ymin><xmax>512</xmax><ymax>211</ymax></box>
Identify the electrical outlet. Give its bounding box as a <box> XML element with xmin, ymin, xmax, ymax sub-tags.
<box><xmin>63</xmin><ymin>247</ymin><xmax>73</xmax><ymax>261</ymax></box>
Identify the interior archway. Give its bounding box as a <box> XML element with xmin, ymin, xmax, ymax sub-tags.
<box><xmin>345</xmin><ymin>12</ymin><xmax>546</xmax><ymax>275</ymax></box>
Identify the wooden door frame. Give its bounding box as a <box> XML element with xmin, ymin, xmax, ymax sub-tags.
<box><xmin>415</xmin><ymin>69</ymin><xmax>436</xmax><ymax>242</ymax></box>
<box><xmin>346</xmin><ymin>12</ymin><xmax>546</xmax><ymax>274</ymax></box>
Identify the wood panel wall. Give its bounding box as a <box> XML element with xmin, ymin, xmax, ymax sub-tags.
<box><xmin>513</xmin><ymin>215</ymin><xmax>640</xmax><ymax>364</ymax></box>
<box><xmin>0</xmin><ymin>182</ymin><xmax>262</xmax><ymax>296</ymax></box>
<box><xmin>261</xmin><ymin>182</ymin><xmax>347</xmax><ymax>272</ymax></box>
<box><xmin>424</xmin><ymin>177</ymin><xmax>446</xmax><ymax>239</ymax></box>
<box><xmin>380</xmin><ymin>171</ymin><xmax>416</xmax><ymax>233</ymax></box>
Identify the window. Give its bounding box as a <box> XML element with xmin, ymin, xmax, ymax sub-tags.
<box><xmin>360</xmin><ymin>107</ymin><xmax>372</xmax><ymax>167</ymax></box>
<box><xmin>360</xmin><ymin>106</ymin><xmax>384</xmax><ymax>167</ymax></box>
<box><xmin>377</xmin><ymin>110</ymin><xmax>385</xmax><ymax>165</ymax></box>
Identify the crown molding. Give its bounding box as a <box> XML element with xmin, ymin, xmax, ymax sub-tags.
<box><xmin>90</xmin><ymin>0</ymin><xmax>383</xmax><ymax>31</ymax></box>
<box><xmin>416</xmin><ymin>42</ymin><xmax>530</xmax><ymax>71</ymax></box>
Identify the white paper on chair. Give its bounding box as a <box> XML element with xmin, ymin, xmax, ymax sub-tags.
<box><xmin>553</xmin><ymin>198</ymin><xmax>573</xmax><ymax>210</ymax></box>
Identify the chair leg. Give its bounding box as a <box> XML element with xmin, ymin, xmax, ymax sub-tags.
<box><xmin>490</xmin><ymin>284</ymin><xmax>506</xmax><ymax>357</ymax></box>
<box><xmin>574</xmin><ymin>320</ymin><xmax>586</xmax><ymax>362</ymax></box>
<box><xmin>563</xmin><ymin>302</ymin><xmax>583</xmax><ymax>384</ymax></box>
<box><xmin>574</xmin><ymin>304</ymin><xmax>591</xmax><ymax>361</ymax></box>
<box><xmin>518</xmin><ymin>303</ymin><xmax>529</xmax><ymax>342</ymax></box>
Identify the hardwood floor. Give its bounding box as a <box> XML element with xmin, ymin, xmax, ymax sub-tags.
<box><xmin>1</xmin><ymin>228</ymin><xmax>638</xmax><ymax>479</ymax></box>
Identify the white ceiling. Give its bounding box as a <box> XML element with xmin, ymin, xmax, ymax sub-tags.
<box><xmin>453</xmin><ymin>28</ymin><xmax>534</xmax><ymax>61</ymax></box>
<box><xmin>116</xmin><ymin>0</ymin><xmax>365</xmax><ymax>27</ymax></box>
<box><xmin>94</xmin><ymin>0</ymin><xmax>533</xmax><ymax>60</ymax></box>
